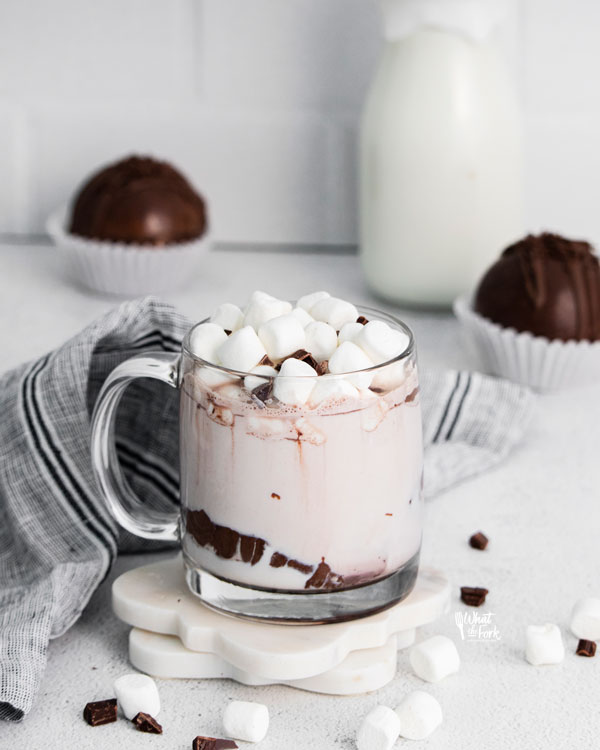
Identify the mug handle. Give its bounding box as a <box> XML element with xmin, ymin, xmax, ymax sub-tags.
<box><xmin>91</xmin><ymin>351</ymin><xmax>180</xmax><ymax>542</ymax></box>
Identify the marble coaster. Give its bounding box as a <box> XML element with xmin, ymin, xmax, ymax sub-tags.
<box><xmin>113</xmin><ymin>556</ymin><xmax>450</xmax><ymax>683</ymax></box>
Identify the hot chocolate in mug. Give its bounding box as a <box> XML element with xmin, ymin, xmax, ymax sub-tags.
<box><xmin>91</xmin><ymin>304</ymin><xmax>423</xmax><ymax>623</ymax></box>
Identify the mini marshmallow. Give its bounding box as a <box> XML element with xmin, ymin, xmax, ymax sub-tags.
<box><xmin>370</xmin><ymin>360</ymin><xmax>407</xmax><ymax>392</ymax></box>
<box><xmin>297</xmin><ymin>290</ymin><xmax>330</xmax><ymax>312</ymax></box>
<box><xmin>273</xmin><ymin>357</ymin><xmax>317</xmax><ymax>406</ymax></box>
<box><xmin>114</xmin><ymin>673</ymin><xmax>160</xmax><ymax>721</ymax></box>
<box><xmin>409</xmin><ymin>635</ymin><xmax>460</xmax><ymax>683</ymax></box>
<box><xmin>222</xmin><ymin>700</ymin><xmax>269</xmax><ymax>743</ymax></box>
<box><xmin>328</xmin><ymin>341</ymin><xmax>374</xmax><ymax>389</ymax></box>
<box><xmin>244</xmin><ymin>364</ymin><xmax>278</xmax><ymax>393</ymax></box>
<box><xmin>258</xmin><ymin>314</ymin><xmax>306</xmax><ymax>361</ymax></box>
<box><xmin>395</xmin><ymin>691</ymin><xmax>443</xmax><ymax>740</ymax></box>
<box><xmin>570</xmin><ymin>597</ymin><xmax>600</xmax><ymax>640</ymax></box>
<box><xmin>210</xmin><ymin>303</ymin><xmax>244</xmax><ymax>332</ymax></box>
<box><xmin>308</xmin><ymin>376</ymin><xmax>358</xmax><ymax>407</ymax></box>
<box><xmin>338</xmin><ymin>321</ymin><xmax>363</xmax><ymax>344</ymax></box>
<box><xmin>244</xmin><ymin>297</ymin><xmax>292</xmax><ymax>331</ymax></box>
<box><xmin>188</xmin><ymin>322</ymin><xmax>228</xmax><ymax>363</ymax></box>
<box><xmin>355</xmin><ymin>320</ymin><xmax>410</xmax><ymax>364</ymax></box>
<box><xmin>311</xmin><ymin>296</ymin><xmax>359</xmax><ymax>329</ymax></box>
<box><xmin>525</xmin><ymin>623</ymin><xmax>565</xmax><ymax>665</ymax></box>
<box><xmin>290</xmin><ymin>306</ymin><xmax>314</xmax><ymax>327</ymax></box>
<box><xmin>356</xmin><ymin>705</ymin><xmax>401</xmax><ymax>750</ymax></box>
<box><xmin>217</xmin><ymin>326</ymin><xmax>267</xmax><ymax>372</ymax></box>
<box><xmin>304</xmin><ymin>321</ymin><xmax>338</xmax><ymax>363</ymax></box>
<box><xmin>246</xmin><ymin>290</ymin><xmax>277</xmax><ymax>306</ymax></box>
<box><xmin>198</xmin><ymin>367</ymin><xmax>239</xmax><ymax>389</ymax></box>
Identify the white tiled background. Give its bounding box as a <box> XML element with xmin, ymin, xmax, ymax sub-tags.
<box><xmin>0</xmin><ymin>0</ymin><xmax>599</xmax><ymax>246</ymax></box>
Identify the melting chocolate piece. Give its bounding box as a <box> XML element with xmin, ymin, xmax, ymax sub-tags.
<box><xmin>469</xmin><ymin>532</ymin><xmax>489</xmax><ymax>550</ymax></box>
<box><xmin>187</xmin><ymin>509</ymin><xmax>266</xmax><ymax>565</ymax></box>
<box><xmin>356</xmin><ymin>315</ymin><xmax>369</xmax><ymax>325</ymax></box>
<box><xmin>258</xmin><ymin>354</ymin><xmax>274</xmax><ymax>366</ymax></box>
<box><xmin>305</xmin><ymin>559</ymin><xmax>344</xmax><ymax>590</ymax></box>
<box><xmin>271</xmin><ymin>492</ymin><xmax>280</xmax><ymax>500</ymax></box>
<box><xmin>315</xmin><ymin>360</ymin><xmax>329</xmax><ymax>376</ymax></box>
<box><xmin>287</xmin><ymin>559</ymin><xmax>313</xmax><ymax>575</ymax></box>
<box><xmin>270</xmin><ymin>552</ymin><xmax>288</xmax><ymax>568</ymax></box>
<box><xmin>83</xmin><ymin>699</ymin><xmax>117</xmax><ymax>727</ymax></box>
<box><xmin>133</xmin><ymin>712</ymin><xmax>163</xmax><ymax>734</ymax></box>
<box><xmin>369</xmin><ymin>386</ymin><xmax>385</xmax><ymax>394</ymax></box>
<box><xmin>286</xmin><ymin>349</ymin><xmax>318</xmax><ymax>370</ymax></box>
<box><xmin>252</xmin><ymin>382</ymin><xmax>273</xmax><ymax>404</ymax></box>
<box><xmin>240</xmin><ymin>536</ymin><xmax>265</xmax><ymax>566</ymax></box>
<box><xmin>406</xmin><ymin>386</ymin><xmax>419</xmax><ymax>403</ymax></box>
<box><xmin>460</xmin><ymin>586</ymin><xmax>489</xmax><ymax>607</ymax></box>
<box><xmin>576</xmin><ymin>639</ymin><xmax>596</xmax><ymax>657</ymax></box>
<box><xmin>193</xmin><ymin>737</ymin><xmax>238</xmax><ymax>750</ymax></box>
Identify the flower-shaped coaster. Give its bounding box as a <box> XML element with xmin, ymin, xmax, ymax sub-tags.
<box><xmin>113</xmin><ymin>556</ymin><xmax>450</xmax><ymax>683</ymax></box>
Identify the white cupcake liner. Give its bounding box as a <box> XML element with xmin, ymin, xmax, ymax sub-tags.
<box><xmin>46</xmin><ymin>206</ymin><xmax>211</xmax><ymax>296</ymax></box>
<box><xmin>453</xmin><ymin>295</ymin><xmax>600</xmax><ymax>391</ymax></box>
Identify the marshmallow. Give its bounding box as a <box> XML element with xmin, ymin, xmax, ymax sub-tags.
<box><xmin>273</xmin><ymin>357</ymin><xmax>317</xmax><ymax>406</ymax></box>
<box><xmin>570</xmin><ymin>597</ymin><xmax>600</xmax><ymax>640</ymax></box>
<box><xmin>328</xmin><ymin>341</ymin><xmax>374</xmax><ymax>389</ymax></box>
<box><xmin>395</xmin><ymin>691</ymin><xmax>443</xmax><ymax>740</ymax></box>
<box><xmin>222</xmin><ymin>700</ymin><xmax>269</xmax><ymax>743</ymax></box>
<box><xmin>525</xmin><ymin>623</ymin><xmax>565</xmax><ymax>665</ymax></box>
<box><xmin>338</xmin><ymin>321</ymin><xmax>363</xmax><ymax>344</ymax></box>
<box><xmin>304</xmin><ymin>321</ymin><xmax>338</xmax><ymax>363</ymax></box>
<box><xmin>244</xmin><ymin>296</ymin><xmax>292</xmax><ymax>331</ymax></box>
<box><xmin>198</xmin><ymin>367</ymin><xmax>239</xmax><ymax>389</ymax></box>
<box><xmin>188</xmin><ymin>323</ymin><xmax>228</xmax><ymax>363</ymax></box>
<box><xmin>210</xmin><ymin>303</ymin><xmax>244</xmax><ymax>332</ymax></box>
<box><xmin>114</xmin><ymin>673</ymin><xmax>160</xmax><ymax>720</ymax></box>
<box><xmin>356</xmin><ymin>705</ymin><xmax>401</xmax><ymax>750</ymax></box>
<box><xmin>217</xmin><ymin>326</ymin><xmax>266</xmax><ymax>372</ymax></box>
<box><xmin>311</xmin><ymin>296</ymin><xmax>359</xmax><ymax>329</ymax></box>
<box><xmin>409</xmin><ymin>635</ymin><xmax>460</xmax><ymax>683</ymax></box>
<box><xmin>297</xmin><ymin>290</ymin><xmax>330</xmax><ymax>312</ymax></box>
<box><xmin>244</xmin><ymin>364</ymin><xmax>278</xmax><ymax>393</ymax></box>
<box><xmin>355</xmin><ymin>320</ymin><xmax>410</xmax><ymax>365</ymax></box>
<box><xmin>290</xmin><ymin>306</ymin><xmax>314</xmax><ymax>327</ymax></box>
<box><xmin>370</xmin><ymin>360</ymin><xmax>407</xmax><ymax>392</ymax></box>
<box><xmin>258</xmin><ymin>314</ymin><xmax>306</xmax><ymax>361</ymax></box>
<box><xmin>246</xmin><ymin>290</ymin><xmax>277</xmax><ymax>306</ymax></box>
<box><xmin>308</xmin><ymin>376</ymin><xmax>358</xmax><ymax>407</ymax></box>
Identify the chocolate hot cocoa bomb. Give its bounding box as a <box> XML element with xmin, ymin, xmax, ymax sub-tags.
<box><xmin>474</xmin><ymin>233</ymin><xmax>600</xmax><ymax>342</ymax></box>
<box><xmin>69</xmin><ymin>155</ymin><xmax>207</xmax><ymax>245</ymax></box>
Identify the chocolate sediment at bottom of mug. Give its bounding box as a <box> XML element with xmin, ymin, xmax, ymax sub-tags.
<box><xmin>185</xmin><ymin>509</ymin><xmax>385</xmax><ymax>591</ymax></box>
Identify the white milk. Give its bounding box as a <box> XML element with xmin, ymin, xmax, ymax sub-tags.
<box><xmin>360</xmin><ymin>4</ymin><xmax>523</xmax><ymax>307</ymax></box>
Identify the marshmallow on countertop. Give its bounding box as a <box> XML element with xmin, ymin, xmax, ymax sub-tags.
<box><xmin>356</xmin><ymin>705</ymin><xmax>401</xmax><ymax>750</ymax></box>
<box><xmin>244</xmin><ymin>365</ymin><xmax>278</xmax><ymax>393</ymax></box>
<box><xmin>355</xmin><ymin>320</ymin><xmax>410</xmax><ymax>364</ymax></box>
<box><xmin>273</xmin><ymin>357</ymin><xmax>317</xmax><ymax>406</ymax></box>
<box><xmin>297</xmin><ymin>290</ymin><xmax>330</xmax><ymax>312</ymax></box>
<box><xmin>217</xmin><ymin>326</ymin><xmax>267</xmax><ymax>372</ymax></box>
<box><xmin>210</xmin><ymin>303</ymin><xmax>244</xmax><ymax>332</ymax></box>
<box><xmin>258</xmin><ymin>314</ymin><xmax>306</xmax><ymax>361</ymax></box>
<box><xmin>188</xmin><ymin>322</ymin><xmax>228</xmax><ymax>363</ymax></box>
<box><xmin>525</xmin><ymin>623</ymin><xmax>565</xmax><ymax>665</ymax></box>
<box><xmin>409</xmin><ymin>635</ymin><xmax>460</xmax><ymax>683</ymax></box>
<box><xmin>338</xmin><ymin>321</ymin><xmax>364</xmax><ymax>344</ymax></box>
<box><xmin>290</xmin><ymin>306</ymin><xmax>314</xmax><ymax>327</ymax></box>
<box><xmin>304</xmin><ymin>321</ymin><xmax>338</xmax><ymax>363</ymax></box>
<box><xmin>311</xmin><ymin>296</ymin><xmax>359</xmax><ymax>329</ymax></box>
<box><xmin>223</xmin><ymin>700</ymin><xmax>269</xmax><ymax>743</ymax></box>
<box><xmin>328</xmin><ymin>341</ymin><xmax>374</xmax><ymax>389</ymax></box>
<box><xmin>114</xmin><ymin>673</ymin><xmax>160</xmax><ymax>721</ymax></box>
<box><xmin>570</xmin><ymin>598</ymin><xmax>600</xmax><ymax>640</ymax></box>
<box><xmin>308</xmin><ymin>376</ymin><xmax>358</xmax><ymax>407</ymax></box>
<box><xmin>395</xmin><ymin>691</ymin><xmax>443</xmax><ymax>740</ymax></box>
<box><xmin>244</xmin><ymin>293</ymin><xmax>292</xmax><ymax>331</ymax></box>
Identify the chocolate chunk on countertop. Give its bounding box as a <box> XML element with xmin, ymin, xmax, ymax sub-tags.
<box><xmin>469</xmin><ymin>532</ymin><xmax>489</xmax><ymax>550</ymax></box>
<box><xmin>193</xmin><ymin>736</ymin><xmax>238</xmax><ymax>750</ymax></box>
<box><xmin>83</xmin><ymin>698</ymin><xmax>117</xmax><ymax>727</ymax></box>
<box><xmin>576</xmin><ymin>639</ymin><xmax>597</xmax><ymax>657</ymax></box>
<box><xmin>460</xmin><ymin>586</ymin><xmax>489</xmax><ymax>607</ymax></box>
<box><xmin>133</xmin><ymin>712</ymin><xmax>163</xmax><ymax>734</ymax></box>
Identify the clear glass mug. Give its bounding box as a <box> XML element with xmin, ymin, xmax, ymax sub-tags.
<box><xmin>91</xmin><ymin>305</ymin><xmax>424</xmax><ymax>623</ymax></box>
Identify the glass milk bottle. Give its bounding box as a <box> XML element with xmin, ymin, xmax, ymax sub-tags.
<box><xmin>360</xmin><ymin>0</ymin><xmax>524</xmax><ymax>307</ymax></box>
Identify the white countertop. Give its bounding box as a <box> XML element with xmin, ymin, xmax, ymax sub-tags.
<box><xmin>1</xmin><ymin>241</ymin><xmax>599</xmax><ymax>749</ymax></box>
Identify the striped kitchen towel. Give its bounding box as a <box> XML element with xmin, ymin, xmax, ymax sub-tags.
<box><xmin>0</xmin><ymin>297</ymin><xmax>534</xmax><ymax>721</ymax></box>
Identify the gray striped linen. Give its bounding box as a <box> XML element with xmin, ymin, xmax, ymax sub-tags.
<box><xmin>0</xmin><ymin>297</ymin><xmax>534</xmax><ymax>721</ymax></box>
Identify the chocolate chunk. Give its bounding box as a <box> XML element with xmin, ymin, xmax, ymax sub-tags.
<box><xmin>305</xmin><ymin>559</ymin><xmax>344</xmax><ymax>590</ymax></box>
<box><xmin>369</xmin><ymin>386</ymin><xmax>384</xmax><ymax>394</ymax></box>
<box><xmin>356</xmin><ymin>316</ymin><xmax>369</xmax><ymax>325</ymax></box>
<box><xmin>460</xmin><ymin>586</ymin><xmax>489</xmax><ymax>607</ymax></box>
<box><xmin>187</xmin><ymin>509</ymin><xmax>267</xmax><ymax>565</ymax></box>
<box><xmin>270</xmin><ymin>552</ymin><xmax>288</xmax><ymax>568</ymax></box>
<box><xmin>258</xmin><ymin>354</ymin><xmax>274</xmax><ymax>366</ymax></box>
<box><xmin>193</xmin><ymin>737</ymin><xmax>238</xmax><ymax>750</ymax></box>
<box><xmin>287</xmin><ymin>349</ymin><xmax>318</xmax><ymax>370</ymax></box>
<box><xmin>406</xmin><ymin>386</ymin><xmax>419</xmax><ymax>403</ymax></box>
<box><xmin>240</xmin><ymin>535</ymin><xmax>265</xmax><ymax>566</ymax></box>
<box><xmin>469</xmin><ymin>532</ymin><xmax>489</xmax><ymax>550</ymax></box>
<box><xmin>224</xmin><ymin>329</ymin><xmax>232</xmax><ymax>336</ymax></box>
<box><xmin>576</xmin><ymin>639</ymin><xmax>597</xmax><ymax>657</ymax></box>
<box><xmin>271</xmin><ymin>492</ymin><xmax>280</xmax><ymax>500</ymax></box>
<box><xmin>252</xmin><ymin>381</ymin><xmax>273</xmax><ymax>404</ymax></box>
<box><xmin>316</xmin><ymin>360</ymin><xmax>329</xmax><ymax>376</ymax></box>
<box><xmin>83</xmin><ymin>699</ymin><xmax>117</xmax><ymax>727</ymax></box>
<box><xmin>287</xmin><ymin>559</ymin><xmax>313</xmax><ymax>575</ymax></box>
<box><xmin>133</xmin><ymin>712</ymin><xmax>163</xmax><ymax>734</ymax></box>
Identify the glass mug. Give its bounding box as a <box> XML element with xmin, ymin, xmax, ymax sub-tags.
<box><xmin>91</xmin><ymin>305</ymin><xmax>424</xmax><ymax>623</ymax></box>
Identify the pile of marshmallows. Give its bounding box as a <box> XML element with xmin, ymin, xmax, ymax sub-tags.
<box><xmin>357</xmin><ymin>634</ymin><xmax>459</xmax><ymax>749</ymax></box>
<box><xmin>188</xmin><ymin>291</ymin><xmax>410</xmax><ymax>406</ymax></box>
<box><xmin>526</xmin><ymin>596</ymin><xmax>600</xmax><ymax>665</ymax></box>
